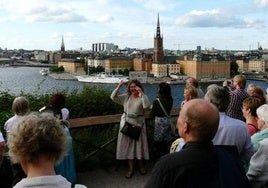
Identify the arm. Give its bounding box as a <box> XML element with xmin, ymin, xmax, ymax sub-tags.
<box><xmin>110</xmin><ymin>80</ymin><xmax>126</xmax><ymax>105</ymax></box>
<box><xmin>247</xmin><ymin>140</ymin><xmax>268</xmax><ymax>181</ymax></box>
<box><xmin>134</xmin><ymin>85</ymin><xmax>151</xmax><ymax>109</ymax></box>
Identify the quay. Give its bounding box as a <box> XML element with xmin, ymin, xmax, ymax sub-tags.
<box><xmin>49</xmin><ymin>72</ymin><xmax>226</xmax><ymax>85</ymax></box>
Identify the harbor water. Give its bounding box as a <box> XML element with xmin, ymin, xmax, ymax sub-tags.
<box><xmin>0</xmin><ymin>67</ymin><xmax>268</xmax><ymax>108</ymax></box>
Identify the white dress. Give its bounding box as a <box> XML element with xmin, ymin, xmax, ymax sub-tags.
<box><xmin>111</xmin><ymin>89</ymin><xmax>151</xmax><ymax>160</ymax></box>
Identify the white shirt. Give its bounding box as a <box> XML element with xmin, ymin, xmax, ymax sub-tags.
<box><xmin>4</xmin><ymin>114</ymin><xmax>23</xmax><ymax>133</ymax></box>
<box><xmin>13</xmin><ymin>175</ymin><xmax>71</xmax><ymax>188</ymax></box>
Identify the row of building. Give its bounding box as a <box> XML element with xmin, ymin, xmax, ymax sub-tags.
<box><xmin>1</xmin><ymin>14</ymin><xmax>268</xmax><ymax>80</ymax></box>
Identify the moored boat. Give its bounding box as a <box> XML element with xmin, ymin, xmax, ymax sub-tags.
<box><xmin>76</xmin><ymin>72</ymin><xmax>128</xmax><ymax>84</ymax></box>
<box><xmin>40</xmin><ymin>68</ymin><xmax>49</xmax><ymax>76</ymax></box>
<box><xmin>166</xmin><ymin>79</ymin><xmax>185</xmax><ymax>85</ymax></box>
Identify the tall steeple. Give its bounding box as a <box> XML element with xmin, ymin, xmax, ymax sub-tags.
<box><xmin>156</xmin><ymin>13</ymin><xmax>161</xmax><ymax>38</ymax></box>
<box><xmin>153</xmin><ymin>13</ymin><xmax>164</xmax><ymax>63</ymax></box>
<box><xmin>61</xmin><ymin>35</ymin><xmax>65</xmax><ymax>52</ymax></box>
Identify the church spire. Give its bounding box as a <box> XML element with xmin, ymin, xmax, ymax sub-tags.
<box><xmin>153</xmin><ymin>13</ymin><xmax>164</xmax><ymax>63</ymax></box>
<box><xmin>61</xmin><ymin>36</ymin><xmax>65</xmax><ymax>52</ymax></box>
<box><xmin>156</xmin><ymin>12</ymin><xmax>161</xmax><ymax>38</ymax></box>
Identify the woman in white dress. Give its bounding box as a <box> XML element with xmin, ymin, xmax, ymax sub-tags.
<box><xmin>111</xmin><ymin>79</ymin><xmax>151</xmax><ymax>179</ymax></box>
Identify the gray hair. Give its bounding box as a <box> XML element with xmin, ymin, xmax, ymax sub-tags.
<box><xmin>256</xmin><ymin>104</ymin><xmax>268</xmax><ymax>125</ymax></box>
<box><xmin>204</xmin><ymin>86</ymin><xmax>229</xmax><ymax>112</ymax></box>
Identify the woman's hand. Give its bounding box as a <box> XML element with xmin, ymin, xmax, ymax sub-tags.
<box><xmin>135</xmin><ymin>86</ymin><xmax>144</xmax><ymax>96</ymax></box>
<box><xmin>117</xmin><ymin>80</ymin><xmax>125</xmax><ymax>89</ymax></box>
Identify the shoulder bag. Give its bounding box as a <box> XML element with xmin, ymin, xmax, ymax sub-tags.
<box><xmin>120</xmin><ymin>113</ymin><xmax>142</xmax><ymax>140</ymax></box>
<box><xmin>156</xmin><ymin>98</ymin><xmax>177</xmax><ymax>136</ymax></box>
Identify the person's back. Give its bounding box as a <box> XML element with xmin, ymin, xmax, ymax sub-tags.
<box><xmin>226</xmin><ymin>75</ymin><xmax>248</xmax><ymax>121</ymax></box>
<box><xmin>146</xmin><ymin>142</ymin><xmax>219</xmax><ymax>188</ymax></box>
<box><xmin>205</xmin><ymin>85</ymin><xmax>254</xmax><ymax>164</ymax></box>
<box><xmin>213</xmin><ymin>114</ymin><xmax>254</xmax><ymax>164</ymax></box>
<box><xmin>247</xmin><ymin>138</ymin><xmax>268</xmax><ymax>187</ymax></box>
<box><xmin>146</xmin><ymin>99</ymin><xmax>251</xmax><ymax>188</ymax></box>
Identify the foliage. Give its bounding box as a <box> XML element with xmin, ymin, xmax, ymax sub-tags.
<box><xmin>49</xmin><ymin>66</ymin><xmax>64</xmax><ymax>73</ymax></box>
<box><xmin>84</xmin><ymin>65</ymin><xmax>105</xmax><ymax>75</ymax></box>
<box><xmin>230</xmin><ymin>60</ymin><xmax>239</xmax><ymax>76</ymax></box>
<box><xmin>0</xmin><ymin>85</ymin><xmax>124</xmax><ymax>172</ymax></box>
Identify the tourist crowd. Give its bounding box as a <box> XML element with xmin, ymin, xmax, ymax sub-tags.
<box><xmin>1</xmin><ymin>74</ymin><xmax>268</xmax><ymax>187</ymax></box>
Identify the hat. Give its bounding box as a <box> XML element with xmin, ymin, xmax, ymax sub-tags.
<box><xmin>257</xmin><ymin>104</ymin><xmax>268</xmax><ymax>124</ymax></box>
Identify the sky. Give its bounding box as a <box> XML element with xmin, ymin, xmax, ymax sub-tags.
<box><xmin>0</xmin><ymin>0</ymin><xmax>268</xmax><ymax>51</ymax></box>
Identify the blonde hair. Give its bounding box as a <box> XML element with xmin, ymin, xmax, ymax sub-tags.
<box><xmin>12</xmin><ymin>96</ymin><xmax>29</xmax><ymax>115</ymax></box>
<box><xmin>7</xmin><ymin>112</ymin><xmax>68</xmax><ymax>164</ymax></box>
<box><xmin>233</xmin><ymin>75</ymin><xmax>247</xmax><ymax>89</ymax></box>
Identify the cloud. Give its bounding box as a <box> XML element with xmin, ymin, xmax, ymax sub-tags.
<box><xmin>0</xmin><ymin>0</ymin><xmax>110</xmax><ymax>23</ymax></box>
<box><xmin>94</xmin><ymin>15</ymin><xmax>114</xmax><ymax>23</ymax></box>
<box><xmin>174</xmin><ymin>9</ymin><xmax>261</xmax><ymax>28</ymax></box>
<box><xmin>254</xmin><ymin>0</ymin><xmax>268</xmax><ymax>8</ymax></box>
<box><xmin>132</xmin><ymin>0</ymin><xmax>178</xmax><ymax>11</ymax></box>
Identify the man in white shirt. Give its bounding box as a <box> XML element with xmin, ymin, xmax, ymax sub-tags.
<box><xmin>205</xmin><ymin>85</ymin><xmax>254</xmax><ymax>165</ymax></box>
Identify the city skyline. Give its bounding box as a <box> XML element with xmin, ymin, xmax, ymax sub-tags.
<box><xmin>0</xmin><ymin>0</ymin><xmax>268</xmax><ymax>51</ymax></box>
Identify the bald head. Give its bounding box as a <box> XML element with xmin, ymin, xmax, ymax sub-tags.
<box><xmin>177</xmin><ymin>99</ymin><xmax>219</xmax><ymax>142</ymax></box>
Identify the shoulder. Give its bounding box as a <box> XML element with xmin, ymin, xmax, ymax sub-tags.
<box><xmin>220</xmin><ymin>114</ymin><xmax>246</xmax><ymax>127</ymax></box>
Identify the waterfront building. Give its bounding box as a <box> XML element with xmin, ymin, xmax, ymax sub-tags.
<box><xmin>58</xmin><ymin>59</ymin><xmax>84</xmax><ymax>74</ymax></box>
<box><xmin>87</xmin><ymin>58</ymin><xmax>105</xmax><ymax>68</ymax></box>
<box><xmin>177</xmin><ymin>54</ymin><xmax>230</xmax><ymax>80</ymax></box>
<box><xmin>129</xmin><ymin>71</ymin><xmax>147</xmax><ymax>83</ymax></box>
<box><xmin>249</xmin><ymin>59</ymin><xmax>265</xmax><ymax>72</ymax></box>
<box><xmin>92</xmin><ymin>43</ymin><xmax>118</xmax><ymax>52</ymax></box>
<box><xmin>34</xmin><ymin>51</ymin><xmax>49</xmax><ymax>62</ymax></box>
<box><xmin>133</xmin><ymin>54</ymin><xmax>153</xmax><ymax>75</ymax></box>
<box><xmin>104</xmin><ymin>57</ymin><xmax>133</xmax><ymax>74</ymax></box>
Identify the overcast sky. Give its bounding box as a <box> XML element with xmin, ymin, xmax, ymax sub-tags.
<box><xmin>0</xmin><ymin>0</ymin><xmax>268</xmax><ymax>51</ymax></box>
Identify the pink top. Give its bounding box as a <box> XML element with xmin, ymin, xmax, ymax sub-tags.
<box><xmin>247</xmin><ymin>123</ymin><xmax>258</xmax><ymax>136</ymax></box>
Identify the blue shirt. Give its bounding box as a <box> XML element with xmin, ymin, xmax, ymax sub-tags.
<box><xmin>213</xmin><ymin>112</ymin><xmax>254</xmax><ymax>164</ymax></box>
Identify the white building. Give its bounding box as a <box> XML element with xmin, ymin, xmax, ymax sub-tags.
<box><xmin>92</xmin><ymin>43</ymin><xmax>118</xmax><ymax>52</ymax></box>
<box><xmin>87</xmin><ymin>58</ymin><xmax>105</xmax><ymax>68</ymax></box>
<box><xmin>129</xmin><ymin>71</ymin><xmax>147</xmax><ymax>83</ymax></box>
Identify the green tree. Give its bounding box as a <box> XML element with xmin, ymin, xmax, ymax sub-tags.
<box><xmin>230</xmin><ymin>60</ymin><xmax>238</xmax><ymax>76</ymax></box>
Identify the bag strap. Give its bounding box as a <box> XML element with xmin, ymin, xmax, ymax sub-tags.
<box><xmin>156</xmin><ymin>98</ymin><xmax>169</xmax><ymax>117</ymax></box>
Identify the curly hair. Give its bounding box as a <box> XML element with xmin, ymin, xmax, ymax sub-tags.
<box><xmin>7</xmin><ymin>112</ymin><xmax>68</xmax><ymax>164</ymax></box>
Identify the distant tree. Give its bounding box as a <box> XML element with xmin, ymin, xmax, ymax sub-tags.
<box><xmin>123</xmin><ymin>68</ymin><xmax>129</xmax><ymax>76</ymax></box>
<box><xmin>49</xmin><ymin>66</ymin><xmax>64</xmax><ymax>73</ymax></box>
<box><xmin>96</xmin><ymin>66</ymin><xmax>104</xmax><ymax>73</ymax></box>
<box><xmin>230</xmin><ymin>60</ymin><xmax>239</xmax><ymax>76</ymax></box>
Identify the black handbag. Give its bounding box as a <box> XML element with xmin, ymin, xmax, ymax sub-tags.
<box><xmin>121</xmin><ymin>121</ymin><xmax>142</xmax><ymax>140</ymax></box>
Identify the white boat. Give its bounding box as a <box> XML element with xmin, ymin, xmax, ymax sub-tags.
<box><xmin>40</xmin><ymin>68</ymin><xmax>49</xmax><ymax>76</ymax></box>
<box><xmin>166</xmin><ymin>79</ymin><xmax>184</xmax><ymax>85</ymax></box>
<box><xmin>76</xmin><ymin>72</ymin><xmax>129</xmax><ymax>84</ymax></box>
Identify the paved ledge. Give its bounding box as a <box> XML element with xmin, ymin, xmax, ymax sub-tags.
<box><xmin>76</xmin><ymin>161</ymin><xmax>154</xmax><ymax>188</ymax></box>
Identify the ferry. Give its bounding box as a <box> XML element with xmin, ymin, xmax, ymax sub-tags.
<box><xmin>76</xmin><ymin>72</ymin><xmax>129</xmax><ymax>84</ymax></box>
